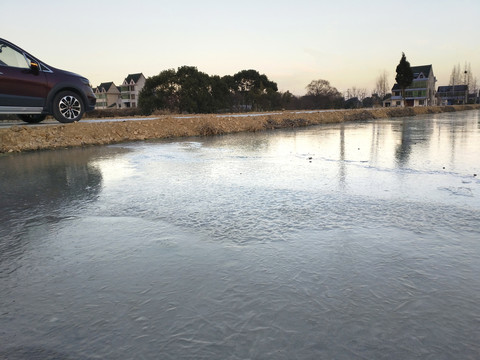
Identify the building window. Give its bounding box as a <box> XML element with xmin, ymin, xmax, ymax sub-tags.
<box><xmin>396</xmin><ymin>101</ymin><xmax>401</xmax><ymax>106</ymax></box>
<box><xmin>413</xmin><ymin>81</ymin><xmax>427</xmax><ymax>88</ymax></box>
<box><xmin>419</xmin><ymin>99</ymin><xmax>425</xmax><ymax>105</ymax></box>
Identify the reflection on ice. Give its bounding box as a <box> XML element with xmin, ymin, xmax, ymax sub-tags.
<box><xmin>1</xmin><ymin>111</ymin><xmax>479</xmax><ymax>359</ymax></box>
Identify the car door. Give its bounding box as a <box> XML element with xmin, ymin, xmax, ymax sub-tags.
<box><xmin>0</xmin><ymin>41</ymin><xmax>47</xmax><ymax>110</ymax></box>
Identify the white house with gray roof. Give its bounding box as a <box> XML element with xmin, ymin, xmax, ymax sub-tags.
<box><xmin>94</xmin><ymin>82</ymin><xmax>121</xmax><ymax>109</ymax></box>
<box><xmin>94</xmin><ymin>73</ymin><xmax>146</xmax><ymax>109</ymax></box>
<box><xmin>384</xmin><ymin>65</ymin><xmax>436</xmax><ymax>107</ymax></box>
<box><xmin>120</xmin><ymin>73</ymin><xmax>146</xmax><ymax>108</ymax></box>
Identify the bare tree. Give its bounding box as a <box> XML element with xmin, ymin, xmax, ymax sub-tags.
<box><xmin>306</xmin><ymin>79</ymin><xmax>341</xmax><ymax>97</ymax></box>
<box><xmin>450</xmin><ymin>62</ymin><xmax>476</xmax><ymax>103</ymax></box>
<box><xmin>449</xmin><ymin>64</ymin><xmax>462</xmax><ymax>86</ymax></box>
<box><xmin>305</xmin><ymin>79</ymin><xmax>342</xmax><ymax>109</ymax></box>
<box><xmin>346</xmin><ymin>87</ymin><xmax>368</xmax><ymax>101</ymax></box>
<box><xmin>462</xmin><ymin>62</ymin><xmax>474</xmax><ymax>88</ymax></box>
<box><xmin>471</xmin><ymin>77</ymin><xmax>478</xmax><ymax>95</ymax></box>
<box><xmin>375</xmin><ymin>70</ymin><xmax>390</xmax><ymax>99</ymax></box>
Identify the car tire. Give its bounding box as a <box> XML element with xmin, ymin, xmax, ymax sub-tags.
<box><xmin>17</xmin><ymin>114</ymin><xmax>47</xmax><ymax>123</ymax></box>
<box><xmin>52</xmin><ymin>91</ymin><xmax>84</xmax><ymax>123</ymax></box>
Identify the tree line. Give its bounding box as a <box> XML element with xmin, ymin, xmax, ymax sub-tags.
<box><xmin>139</xmin><ymin>67</ymin><xmax>281</xmax><ymax>114</ymax></box>
<box><xmin>138</xmin><ymin>66</ymin><xmax>390</xmax><ymax>115</ymax></box>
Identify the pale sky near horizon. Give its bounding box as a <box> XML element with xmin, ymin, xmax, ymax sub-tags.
<box><xmin>2</xmin><ymin>0</ymin><xmax>479</xmax><ymax>96</ymax></box>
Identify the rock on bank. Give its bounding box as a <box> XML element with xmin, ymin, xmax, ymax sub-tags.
<box><xmin>1</xmin><ymin>106</ymin><xmax>478</xmax><ymax>153</ymax></box>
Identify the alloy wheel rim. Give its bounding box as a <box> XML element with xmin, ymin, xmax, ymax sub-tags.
<box><xmin>59</xmin><ymin>95</ymin><xmax>81</xmax><ymax>120</ymax></box>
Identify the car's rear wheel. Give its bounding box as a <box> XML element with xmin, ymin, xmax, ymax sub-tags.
<box><xmin>17</xmin><ymin>114</ymin><xmax>47</xmax><ymax>123</ymax></box>
<box><xmin>52</xmin><ymin>91</ymin><xmax>84</xmax><ymax>123</ymax></box>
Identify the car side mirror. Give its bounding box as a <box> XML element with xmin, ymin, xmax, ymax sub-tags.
<box><xmin>30</xmin><ymin>61</ymin><xmax>40</xmax><ymax>75</ymax></box>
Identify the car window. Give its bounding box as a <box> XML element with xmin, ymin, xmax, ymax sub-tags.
<box><xmin>0</xmin><ymin>42</ymin><xmax>30</xmax><ymax>69</ymax></box>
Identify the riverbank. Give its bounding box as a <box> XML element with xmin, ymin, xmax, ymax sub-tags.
<box><xmin>1</xmin><ymin>105</ymin><xmax>479</xmax><ymax>153</ymax></box>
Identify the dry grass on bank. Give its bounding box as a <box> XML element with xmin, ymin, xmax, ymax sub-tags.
<box><xmin>1</xmin><ymin>105</ymin><xmax>479</xmax><ymax>153</ymax></box>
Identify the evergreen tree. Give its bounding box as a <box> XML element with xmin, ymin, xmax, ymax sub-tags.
<box><xmin>395</xmin><ymin>52</ymin><xmax>414</xmax><ymax>106</ymax></box>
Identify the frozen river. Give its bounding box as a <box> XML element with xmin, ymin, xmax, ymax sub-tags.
<box><xmin>1</xmin><ymin>110</ymin><xmax>479</xmax><ymax>359</ymax></box>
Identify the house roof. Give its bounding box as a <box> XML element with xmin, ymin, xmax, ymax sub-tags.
<box><xmin>438</xmin><ymin>85</ymin><xmax>468</xmax><ymax>92</ymax></box>
<box><xmin>411</xmin><ymin>65</ymin><xmax>432</xmax><ymax>78</ymax></box>
<box><xmin>98</xmin><ymin>82</ymin><xmax>115</xmax><ymax>92</ymax></box>
<box><xmin>124</xmin><ymin>73</ymin><xmax>144</xmax><ymax>84</ymax></box>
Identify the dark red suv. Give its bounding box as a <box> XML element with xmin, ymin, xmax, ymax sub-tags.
<box><xmin>0</xmin><ymin>38</ymin><xmax>96</xmax><ymax>123</ymax></box>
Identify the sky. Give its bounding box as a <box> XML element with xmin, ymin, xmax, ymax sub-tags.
<box><xmin>2</xmin><ymin>0</ymin><xmax>479</xmax><ymax>96</ymax></box>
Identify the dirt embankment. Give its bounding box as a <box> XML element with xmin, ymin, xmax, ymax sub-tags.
<box><xmin>1</xmin><ymin>105</ymin><xmax>478</xmax><ymax>153</ymax></box>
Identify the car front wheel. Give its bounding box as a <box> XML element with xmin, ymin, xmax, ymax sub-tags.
<box><xmin>17</xmin><ymin>114</ymin><xmax>47</xmax><ymax>123</ymax></box>
<box><xmin>52</xmin><ymin>91</ymin><xmax>84</xmax><ymax>123</ymax></box>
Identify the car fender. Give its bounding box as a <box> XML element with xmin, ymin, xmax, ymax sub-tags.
<box><xmin>45</xmin><ymin>82</ymin><xmax>89</xmax><ymax>113</ymax></box>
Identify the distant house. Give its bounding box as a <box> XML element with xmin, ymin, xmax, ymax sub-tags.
<box><xmin>384</xmin><ymin>65</ymin><xmax>436</xmax><ymax>107</ymax></box>
<box><xmin>436</xmin><ymin>85</ymin><xmax>469</xmax><ymax>105</ymax></box>
<box><xmin>94</xmin><ymin>82</ymin><xmax>121</xmax><ymax>109</ymax></box>
<box><xmin>120</xmin><ymin>73</ymin><xmax>146</xmax><ymax>108</ymax></box>
<box><xmin>470</xmin><ymin>90</ymin><xmax>480</xmax><ymax>104</ymax></box>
